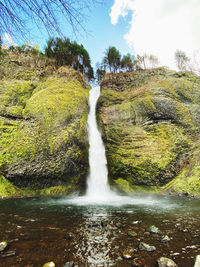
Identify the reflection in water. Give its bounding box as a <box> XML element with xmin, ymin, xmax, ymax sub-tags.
<box><xmin>77</xmin><ymin>209</ymin><xmax>115</xmax><ymax>266</ymax></box>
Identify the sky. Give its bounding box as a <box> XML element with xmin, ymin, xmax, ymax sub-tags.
<box><xmin>3</xmin><ymin>0</ymin><xmax>200</xmax><ymax>70</ymax></box>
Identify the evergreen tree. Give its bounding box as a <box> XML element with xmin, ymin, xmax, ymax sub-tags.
<box><xmin>45</xmin><ymin>37</ymin><xmax>94</xmax><ymax>80</ymax></box>
<box><xmin>121</xmin><ymin>53</ymin><xmax>135</xmax><ymax>71</ymax></box>
<box><xmin>105</xmin><ymin>46</ymin><xmax>121</xmax><ymax>73</ymax></box>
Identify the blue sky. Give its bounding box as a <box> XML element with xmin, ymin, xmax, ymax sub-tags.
<box><xmin>3</xmin><ymin>0</ymin><xmax>200</xmax><ymax>71</ymax></box>
<box><xmin>3</xmin><ymin>1</ymin><xmax>133</xmax><ymax>69</ymax></box>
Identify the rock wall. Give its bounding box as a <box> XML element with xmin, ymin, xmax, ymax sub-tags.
<box><xmin>0</xmin><ymin>64</ymin><xmax>89</xmax><ymax>197</ymax></box>
<box><xmin>98</xmin><ymin>68</ymin><xmax>200</xmax><ymax>196</ymax></box>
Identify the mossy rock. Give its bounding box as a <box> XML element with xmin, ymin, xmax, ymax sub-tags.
<box><xmin>0</xmin><ymin>67</ymin><xmax>89</xmax><ymax>197</ymax></box>
<box><xmin>98</xmin><ymin>69</ymin><xmax>200</xmax><ymax>195</ymax></box>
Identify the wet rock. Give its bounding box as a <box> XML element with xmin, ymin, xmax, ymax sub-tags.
<box><xmin>157</xmin><ymin>257</ymin><xmax>178</xmax><ymax>267</ymax></box>
<box><xmin>144</xmin><ymin>232</ymin><xmax>150</xmax><ymax>236</ymax></box>
<box><xmin>161</xmin><ymin>235</ymin><xmax>170</xmax><ymax>243</ymax></box>
<box><xmin>1</xmin><ymin>250</ymin><xmax>16</xmax><ymax>257</ymax></box>
<box><xmin>43</xmin><ymin>262</ymin><xmax>55</xmax><ymax>267</ymax></box>
<box><xmin>194</xmin><ymin>255</ymin><xmax>200</xmax><ymax>267</ymax></box>
<box><xmin>63</xmin><ymin>262</ymin><xmax>74</xmax><ymax>267</ymax></box>
<box><xmin>122</xmin><ymin>250</ymin><xmax>134</xmax><ymax>259</ymax></box>
<box><xmin>128</xmin><ymin>231</ymin><xmax>138</xmax><ymax>237</ymax></box>
<box><xmin>132</xmin><ymin>221</ymin><xmax>142</xmax><ymax>225</ymax></box>
<box><xmin>147</xmin><ymin>225</ymin><xmax>160</xmax><ymax>234</ymax></box>
<box><xmin>132</xmin><ymin>258</ymin><xmax>146</xmax><ymax>266</ymax></box>
<box><xmin>0</xmin><ymin>241</ymin><xmax>8</xmax><ymax>252</ymax></box>
<box><xmin>139</xmin><ymin>242</ymin><xmax>156</xmax><ymax>252</ymax></box>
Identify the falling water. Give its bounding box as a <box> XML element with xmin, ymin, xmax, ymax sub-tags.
<box><xmin>86</xmin><ymin>86</ymin><xmax>115</xmax><ymax>199</ymax></box>
<box><xmin>66</xmin><ymin>86</ymin><xmax>162</xmax><ymax>205</ymax></box>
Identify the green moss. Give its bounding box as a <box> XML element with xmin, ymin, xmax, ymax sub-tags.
<box><xmin>0</xmin><ymin>175</ymin><xmax>19</xmax><ymax>197</ymax></box>
<box><xmin>0</xmin><ymin>80</ymin><xmax>35</xmax><ymax>117</ymax></box>
<box><xmin>0</xmin><ymin>72</ymin><xmax>89</xmax><ymax>194</ymax></box>
<box><xmin>14</xmin><ymin>71</ymin><xmax>34</xmax><ymax>81</ymax></box>
<box><xmin>39</xmin><ymin>185</ymin><xmax>75</xmax><ymax>196</ymax></box>
<box><xmin>114</xmin><ymin>178</ymin><xmax>158</xmax><ymax>194</ymax></box>
<box><xmin>162</xmin><ymin>147</ymin><xmax>200</xmax><ymax>196</ymax></box>
<box><xmin>99</xmin><ymin>69</ymin><xmax>199</xmax><ymax>191</ymax></box>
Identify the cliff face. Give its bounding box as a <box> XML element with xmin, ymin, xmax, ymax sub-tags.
<box><xmin>98</xmin><ymin>68</ymin><xmax>200</xmax><ymax>196</ymax></box>
<box><xmin>0</xmin><ymin>52</ymin><xmax>89</xmax><ymax>197</ymax></box>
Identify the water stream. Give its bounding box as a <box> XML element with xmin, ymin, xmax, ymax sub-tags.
<box><xmin>0</xmin><ymin>87</ymin><xmax>200</xmax><ymax>266</ymax></box>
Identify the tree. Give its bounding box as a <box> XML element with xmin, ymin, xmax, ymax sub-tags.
<box><xmin>0</xmin><ymin>0</ymin><xmax>103</xmax><ymax>39</ymax></box>
<box><xmin>121</xmin><ymin>53</ymin><xmax>135</xmax><ymax>71</ymax></box>
<box><xmin>175</xmin><ymin>50</ymin><xmax>190</xmax><ymax>71</ymax></box>
<box><xmin>135</xmin><ymin>54</ymin><xmax>159</xmax><ymax>70</ymax></box>
<box><xmin>45</xmin><ymin>37</ymin><xmax>94</xmax><ymax>80</ymax></box>
<box><xmin>104</xmin><ymin>46</ymin><xmax>121</xmax><ymax>73</ymax></box>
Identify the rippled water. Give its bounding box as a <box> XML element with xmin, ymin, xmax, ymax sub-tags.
<box><xmin>0</xmin><ymin>194</ymin><xmax>200</xmax><ymax>267</ymax></box>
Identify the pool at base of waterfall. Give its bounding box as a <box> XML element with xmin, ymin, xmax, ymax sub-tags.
<box><xmin>0</xmin><ymin>193</ymin><xmax>199</xmax><ymax>267</ymax></box>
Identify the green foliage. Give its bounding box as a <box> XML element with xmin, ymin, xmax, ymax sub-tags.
<box><xmin>104</xmin><ymin>46</ymin><xmax>121</xmax><ymax>73</ymax></box>
<box><xmin>45</xmin><ymin>37</ymin><xmax>94</xmax><ymax>80</ymax></box>
<box><xmin>121</xmin><ymin>53</ymin><xmax>135</xmax><ymax>71</ymax></box>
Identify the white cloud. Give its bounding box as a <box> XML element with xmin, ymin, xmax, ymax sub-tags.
<box><xmin>110</xmin><ymin>0</ymin><xmax>200</xmax><ymax>70</ymax></box>
<box><xmin>3</xmin><ymin>33</ymin><xmax>16</xmax><ymax>46</ymax></box>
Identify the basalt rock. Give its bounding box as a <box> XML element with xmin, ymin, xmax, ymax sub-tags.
<box><xmin>98</xmin><ymin>68</ymin><xmax>200</xmax><ymax>196</ymax></box>
<box><xmin>0</xmin><ymin>62</ymin><xmax>89</xmax><ymax>197</ymax></box>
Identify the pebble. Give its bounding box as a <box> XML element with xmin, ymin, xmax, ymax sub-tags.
<box><xmin>0</xmin><ymin>241</ymin><xmax>8</xmax><ymax>252</ymax></box>
<box><xmin>148</xmin><ymin>225</ymin><xmax>160</xmax><ymax>234</ymax></box>
<box><xmin>43</xmin><ymin>262</ymin><xmax>55</xmax><ymax>267</ymax></box>
<box><xmin>139</xmin><ymin>242</ymin><xmax>156</xmax><ymax>252</ymax></box>
<box><xmin>132</xmin><ymin>258</ymin><xmax>146</xmax><ymax>266</ymax></box>
<box><xmin>1</xmin><ymin>250</ymin><xmax>16</xmax><ymax>257</ymax></box>
<box><xmin>132</xmin><ymin>221</ymin><xmax>142</xmax><ymax>225</ymax></box>
<box><xmin>161</xmin><ymin>235</ymin><xmax>170</xmax><ymax>243</ymax></box>
<box><xmin>194</xmin><ymin>255</ymin><xmax>200</xmax><ymax>267</ymax></box>
<box><xmin>157</xmin><ymin>257</ymin><xmax>178</xmax><ymax>267</ymax></box>
<box><xmin>128</xmin><ymin>231</ymin><xmax>138</xmax><ymax>237</ymax></box>
<box><xmin>122</xmin><ymin>250</ymin><xmax>134</xmax><ymax>259</ymax></box>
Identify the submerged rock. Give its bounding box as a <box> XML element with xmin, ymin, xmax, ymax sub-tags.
<box><xmin>0</xmin><ymin>241</ymin><xmax>8</xmax><ymax>252</ymax></box>
<box><xmin>128</xmin><ymin>231</ymin><xmax>138</xmax><ymax>237</ymax></box>
<box><xmin>161</xmin><ymin>235</ymin><xmax>170</xmax><ymax>242</ymax></box>
<box><xmin>132</xmin><ymin>258</ymin><xmax>146</xmax><ymax>266</ymax></box>
<box><xmin>43</xmin><ymin>262</ymin><xmax>55</xmax><ymax>267</ymax></box>
<box><xmin>194</xmin><ymin>255</ymin><xmax>200</xmax><ymax>267</ymax></box>
<box><xmin>139</xmin><ymin>242</ymin><xmax>156</xmax><ymax>252</ymax></box>
<box><xmin>1</xmin><ymin>250</ymin><xmax>16</xmax><ymax>257</ymax></box>
<box><xmin>148</xmin><ymin>225</ymin><xmax>160</xmax><ymax>234</ymax></box>
<box><xmin>157</xmin><ymin>257</ymin><xmax>177</xmax><ymax>267</ymax></box>
<box><xmin>122</xmin><ymin>250</ymin><xmax>134</xmax><ymax>259</ymax></box>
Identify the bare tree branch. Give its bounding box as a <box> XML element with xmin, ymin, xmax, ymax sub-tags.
<box><xmin>0</xmin><ymin>0</ymin><xmax>104</xmax><ymax>40</ymax></box>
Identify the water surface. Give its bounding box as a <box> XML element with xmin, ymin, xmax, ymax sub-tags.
<box><xmin>0</xmin><ymin>194</ymin><xmax>199</xmax><ymax>267</ymax></box>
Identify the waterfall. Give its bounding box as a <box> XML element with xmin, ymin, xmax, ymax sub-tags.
<box><xmin>86</xmin><ymin>86</ymin><xmax>114</xmax><ymax>199</ymax></box>
<box><xmin>67</xmin><ymin>86</ymin><xmax>133</xmax><ymax>205</ymax></box>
